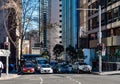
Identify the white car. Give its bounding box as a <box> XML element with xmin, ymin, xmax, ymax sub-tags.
<box><xmin>78</xmin><ymin>63</ymin><xmax>92</xmax><ymax>72</ymax></box>
<box><xmin>73</xmin><ymin>62</ymin><xmax>92</xmax><ymax>73</ymax></box>
<box><xmin>39</xmin><ymin>64</ymin><xmax>53</xmax><ymax>74</ymax></box>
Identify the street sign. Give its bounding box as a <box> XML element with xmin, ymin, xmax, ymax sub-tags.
<box><xmin>96</xmin><ymin>50</ymin><xmax>102</xmax><ymax>56</ymax></box>
<box><xmin>102</xmin><ymin>49</ymin><xmax>106</xmax><ymax>56</ymax></box>
<box><xmin>0</xmin><ymin>49</ymin><xmax>10</xmax><ymax>56</ymax></box>
<box><xmin>97</xmin><ymin>32</ymin><xmax>102</xmax><ymax>38</ymax></box>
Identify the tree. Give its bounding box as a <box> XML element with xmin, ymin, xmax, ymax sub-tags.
<box><xmin>66</xmin><ymin>45</ymin><xmax>77</xmax><ymax>62</ymax></box>
<box><xmin>53</xmin><ymin>44</ymin><xmax>64</xmax><ymax>60</ymax></box>
<box><xmin>0</xmin><ymin>0</ymin><xmax>39</xmax><ymax>70</ymax></box>
<box><xmin>41</xmin><ymin>50</ymin><xmax>51</xmax><ymax>63</ymax></box>
<box><xmin>76</xmin><ymin>48</ymin><xmax>84</xmax><ymax>60</ymax></box>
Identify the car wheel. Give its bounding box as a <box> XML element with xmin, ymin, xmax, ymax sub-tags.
<box><xmin>77</xmin><ymin>69</ymin><xmax>80</xmax><ymax>74</ymax></box>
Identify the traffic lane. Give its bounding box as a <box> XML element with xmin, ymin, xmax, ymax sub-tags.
<box><xmin>40</xmin><ymin>74</ymin><xmax>81</xmax><ymax>84</ymax></box>
<box><xmin>69</xmin><ymin>74</ymin><xmax>120</xmax><ymax>84</ymax></box>
<box><xmin>0</xmin><ymin>74</ymin><xmax>42</xmax><ymax>84</ymax></box>
<box><xmin>0</xmin><ymin>74</ymin><xmax>81</xmax><ymax>84</ymax></box>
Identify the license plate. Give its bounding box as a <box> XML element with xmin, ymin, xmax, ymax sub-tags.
<box><xmin>27</xmin><ymin>70</ymin><xmax>30</xmax><ymax>72</ymax></box>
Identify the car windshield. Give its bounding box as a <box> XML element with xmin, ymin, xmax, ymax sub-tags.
<box><xmin>24</xmin><ymin>64</ymin><xmax>33</xmax><ymax>67</ymax></box>
<box><xmin>38</xmin><ymin>60</ymin><xmax>48</xmax><ymax>64</ymax></box>
<box><xmin>68</xmin><ymin>65</ymin><xmax>72</xmax><ymax>67</ymax></box>
<box><xmin>41</xmin><ymin>64</ymin><xmax>51</xmax><ymax>68</ymax></box>
<box><xmin>79</xmin><ymin>63</ymin><xmax>87</xmax><ymax>65</ymax></box>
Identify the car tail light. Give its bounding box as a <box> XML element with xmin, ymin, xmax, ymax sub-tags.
<box><xmin>23</xmin><ymin>68</ymin><xmax>26</xmax><ymax>71</ymax></box>
<box><xmin>31</xmin><ymin>68</ymin><xmax>35</xmax><ymax>71</ymax></box>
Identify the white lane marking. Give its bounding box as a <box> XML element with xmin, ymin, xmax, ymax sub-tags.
<box><xmin>40</xmin><ymin>77</ymin><xmax>43</xmax><ymax>84</ymax></box>
<box><xmin>66</xmin><ymin>76</ymin><xmax>82</xmax><ymax>84</ymax></box>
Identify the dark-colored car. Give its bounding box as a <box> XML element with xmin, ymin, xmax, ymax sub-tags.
<box><xmin>53</xmin><ymin>63</ymin><xmax>72</xmax><ymax>73</ymax></box>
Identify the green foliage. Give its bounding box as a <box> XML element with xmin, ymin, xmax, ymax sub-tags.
<box><xmin>114</xmin><ymin>47</ymin><xmax>120</xmax><ymax>57</ymax></box>
<box><xmin>76</xmin><ymin>48</ymin><xmax>84</xmax><ymax>59</ymax></box>
<box><xmin>53</xmin><ymin>44</ymin><xmax>64</xmax><ymax>59</ymax></box>
<box><xmin>66</xmin><ymin>45</ymin><xmax>77</xmax><ymax>60</ymax></box>
<box><xmin>41</xmin><ymin>50</ymin><xmax>50</xmax><ymax>60</ymax></box>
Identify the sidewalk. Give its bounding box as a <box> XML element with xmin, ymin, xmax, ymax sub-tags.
<box><xmin>0</xmin><ymin>73</ymin><xmax>20</xmax><ymax>80</ymax></box>
<box><xmin>92</xmin><ymin>71</ymin><xmax>120</xmax><ymax>75</ymax></box>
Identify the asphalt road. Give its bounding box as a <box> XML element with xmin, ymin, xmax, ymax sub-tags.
<box><xmin>0</xmin><ymin>74</ymin><xmax>120</xmax><ymax>84</ymax></box>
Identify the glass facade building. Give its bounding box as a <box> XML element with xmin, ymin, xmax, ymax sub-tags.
<box><xmin>40</xmin><ymin>0</ymin><xmax>49</xmax><ymax>48</ymax></box>
<box><xmin>62</xmin><ymin>0</ymin><xmax>79</xmax><ymax>49</ymax></box>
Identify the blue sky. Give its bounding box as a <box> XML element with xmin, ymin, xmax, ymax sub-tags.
<box><xmin>22</xmin><ymin>0</ymin><xmax>39</xmax><ymax>31</ymax></box>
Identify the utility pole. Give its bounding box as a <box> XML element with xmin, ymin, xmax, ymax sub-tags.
<box><xmin>98</xmin><ymin>5</ymin><xmax>102</xmax><ymax>73</ymax></box>
<box><xmin>39</xmin><ymin>0</ymin><xmax>40</xmax><ymax>42</ymax></box>
<box><xmin>77</xmin><ymin>5</ymin><xmax>102</xmax><ymax>73</ymax></box>
<box><xmin>4</xmin><ymin>37</ymin><xmax>10</xmax><ymax>75</ymax></box>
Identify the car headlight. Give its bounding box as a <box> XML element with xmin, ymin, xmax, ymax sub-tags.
<box><xmin>38</xmin><ymin>66</ymin><xmax>40</xmax><ymax>69</ymax></box>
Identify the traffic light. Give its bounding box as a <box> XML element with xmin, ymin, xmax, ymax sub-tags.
<box><xmin>97</xmin><ymin>43</ymin><xmax>104</xmax><ymax>51</ymax></box>
<box><xmin>4</xmin><ymin>42</ymin><xmax>10</xmax><ymax>50</ymax></box>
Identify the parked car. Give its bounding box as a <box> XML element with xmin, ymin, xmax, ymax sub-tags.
<box><xmin>35</xmin><ymin>57</ymin><xmax>48</xmax><ymax>71</ymax></box>
<box><xmin>67</xmin><ymin>64</ymin><xmax>73</xmax><ymax>73</ymax></box>
<box><xmin>39</xmin><ymin>64</ymin><xmax>53</xmax><ymax>74</ymax></box>
<box><xmin>53</xmin><ymin>63</ymin><xmax>73</xmax><ymax>73</ymax></box>
<box><xmin>72</xmin><ymin>62</ymin><xmax>92</xmax><ymax>73</ymax></box>
<box><xmin>21</xmin><ymin>63</ymin><xmax>35</xmax><ymax>74</ymax></box>
<box><xmin>50</xmin><ymin>61</ymin><xmax>58</xmax><ymax>68</ymax></box>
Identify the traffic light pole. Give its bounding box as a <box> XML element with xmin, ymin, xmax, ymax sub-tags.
<box><xmin>77</xmin><ymin>5</ymin><xmax>102</xmax><ymax>73</ymax></box>
<box><xmin>5</xmin><ymin>37</ymin><xmax>10</xmax><ymax>75</ymax></box>
<box><xmin>98</xmin><ymin>5</ymin><xmax>102</xmax><ymax>73</ymax></box>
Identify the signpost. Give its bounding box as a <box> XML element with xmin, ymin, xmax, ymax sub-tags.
<box><xmin>77</xmin><ymin>5</ymin><xmax>102</xmax><ymax>73</ymax></box>
<box><xmin>0</xmin><ymin>49</ymin><xmax>10</xmax><ymax>75</ymax></box>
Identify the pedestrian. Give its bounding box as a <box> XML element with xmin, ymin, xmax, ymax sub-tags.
<box><xmin>0</xmin><ymin>61</ymin><xmax>4</xmax><ymax>77</ymax></box>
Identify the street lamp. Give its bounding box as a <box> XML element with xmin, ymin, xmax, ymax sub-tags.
<box><xmin>77</xmin><ymin>5</ymin><xmax>102</xmax><ymax>73</ymax></box>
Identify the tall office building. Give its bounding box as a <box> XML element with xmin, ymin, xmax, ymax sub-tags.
<box><xmin>62</xmin><ymin>0</ymin><xmax>79</xmax><ymax>50</ymax></box>
<box><xmin>48</xmin><ymin>0</ymin><xmax>62</xmax><ymax>59</ymax></box>
<box><xmin>40</xmin><ymin>0</ymin><xmax>49</xmax><ymax>48</ymax></box>
<box><xmin>0</xmin><ymin>1</ymin><xmax>7</xmax><ymax>44</ymax></box>
<box><xmin>79</xmin><ymin>0</ymin><xmax>89</xmax><ymax>48</ymax></box>
<box><xmin>80</xmin><ymin>0</ymin><xmax>120</xmax><ymax>70</ymax></box>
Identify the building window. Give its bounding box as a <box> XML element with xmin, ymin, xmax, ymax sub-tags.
<box><xmin>59</xmin><ymin>31</ymin><xmax>62</xmax><ymax>33</ymax></box>
<box><xmin>98</xmin><ymin>0</ymin><xmax>105</xmax><ymax>8</ymax></box>
<box><xmin>90</xmin><ymin>33</ymin><xmax>97</xmax><ymax>40</ymax></box>
<box><xmin>113</xmin><ymin>7</ymin><xmax>119</xmax><ymax>22</ymax></box>
<box><xmin>59</xmin><ymin>41</ymin><xmax>62</xmax><ymax>43</ymax></box>
<box><xmin>88</xmin><ymin>20</ymin><xmax>90</xmax><ymax>30</ymax></box>
<box><xmin>59</xmin><ymin>20</ymin><xmax>62</xmax><ymax>22</ymax></box>
<box><xmin>92</xmin><ymin>2</ymin><xmax>96</xmax><ymax>14</ymax></box>
<box><xmin>107</xmin><ymin>0</ymin><xmax>112</xmax><ymax>6</ymax></box>
<box><xmin>59</xmin><ymin>9</ymin><xmax>62</xmax><ymax>12</ymax></box>
<box><xmin>59</xmin><ymin>36</ymin><xmax>62</xmax><ymax>38</ymax></box>
<box><xmin>59</xmin><ymin>25</ymin><xmax>62</xmax><ymax>28</ymax></box>
<box><xmin>88</xmin><ymin>0</ymin><xmax>90</xmax><ymax>2</ymax></box>
<box><xmin>88</xmin><ymin>6</ymin><xmax>90</xmax><ymax>17</ymax></box>
<box><xmin>92</xmin><ymin>16</ymin><xmax>98</xmax><ymax>29</ymax></box>
<box><xmin>59</xmin><ymin>4</ymin><xmax>62</xmax><ymax>7</ymax></box>
<box><xmin>59</xmin><ymin>15</ymin><xmax>62</xmax><ymax>17</ymax></box>
<box><xmin>101</xmin><ymin>13</ymin><xmax>105</xmax><ymax>25</ymax></box>
<box><xmin>102</xmin><ymin>30</ymin><xmax>110</xmax><ymax>38</ymax></box>
<box><xmin>113</xmin><ymin>0</ymin><xmax>118</xmax><ymax>3</ymax></box>
<box><xmin>114</xmin><ymin>28</ymin><xmax>120</xmax><ymax>36</ymax></box>
<box><xmin>107</xmin><ymin>10</ymin><xmax>113</xmax><ymax>23</ymax></box>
